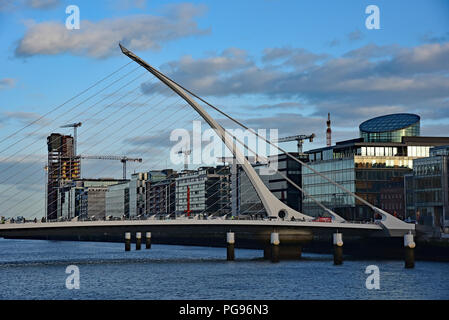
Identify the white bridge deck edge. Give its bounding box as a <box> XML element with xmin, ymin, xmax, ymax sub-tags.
<box><xmin>0</xmin><ymin>219</ymin><xmax>383</xmax><ymax>231</ymax></box>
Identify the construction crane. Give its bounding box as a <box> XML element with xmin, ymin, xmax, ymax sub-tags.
<box><xmin>78</xmin><ymin>155</ymin><xmax>142</xmax><ymax>179</ymax></box>
<box><xmin>177</xmin><ymin>149</ymin><xmax>191</xmax><ymax>170</ymax></box>
<box><xmin>273</xmin><ymin>134</ymin><xmax>315</xmax><ymax>153</ymax></box>
<box><xmin>60</xmin><ymin>122</ymin><xmax>82</xmax><ymax>156</ymax></box>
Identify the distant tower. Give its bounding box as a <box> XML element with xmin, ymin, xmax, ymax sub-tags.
<box><xmin>326</xmin><ymin>113</ymin><xmax>332</xmax><ymax>147</ymax></box>
<box><xmin>46</xmin><ymin>133</ymin><xmax>80</xmax><ymax>221</ymax></box>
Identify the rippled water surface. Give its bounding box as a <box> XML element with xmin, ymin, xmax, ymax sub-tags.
<box><xmin>0</xmin><ymin>238</ymin><xmax>448</xmax><ymax>300</ymax></box>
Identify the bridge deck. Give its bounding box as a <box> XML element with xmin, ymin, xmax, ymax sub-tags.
<box><xmin>1</xmin><ymin>219</ymin><xmax>411</xmax><ymax>258</ymax></box>
<box><xmin>0</xmin><ymin>219</ymin><xmax>383</xmax><ymax>231</ymax></box>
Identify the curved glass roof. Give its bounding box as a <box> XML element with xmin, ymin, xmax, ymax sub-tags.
<box><xmin>359</xmin><ymin>113</ymin><xmax>420</xmax><ymax>133</ymax></box>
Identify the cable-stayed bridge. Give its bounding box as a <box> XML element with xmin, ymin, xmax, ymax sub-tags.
<box><xmin>0</xmin><ymin>45</ymin><xmax>416</xmax><ymax>264</ymax></box>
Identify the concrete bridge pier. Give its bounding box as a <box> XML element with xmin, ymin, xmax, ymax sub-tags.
<box><xmin>333</xmin><ymin>232</ymin><xmax>343</xmax><ymax>265</ymax></box>
<box><xmin>270</xmin><ymin>232</ymin><xmax>280</xmax><ymax>263</ymax></box>
<box><xmin>404</xmin><ymin>232</ymin><xmax>415</xmax><ymax>268</ymax></box>
<box><xmin>146</xmin><ymin>232</ymin><xmax>152</xmax><ymax>249</ymax></box>
<box><xmin>136</xmin><ymin>232</ymin><xmax>142</xmax><ymax>250</ymax></box>
<box><xmin>226</xmin><ymin>232</ymin><xmax>235</xmax><ymax>261</ymax></box>
<box><xmin>125</xmin><ymin>232</ymin><xmax>131</xmax><ymax>251</ymax></box>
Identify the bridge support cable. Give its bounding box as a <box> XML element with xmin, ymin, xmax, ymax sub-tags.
<box><xmin>0</xmin><ymin>76</ymin><xmax>154</xmax><ymax>190</ymax></box>
<box><xmin>0</xmin><ymin>87</ymin><xmax>166</xmax><ymax>217</ymax></box>
<box><xmin>0</xmin><ymin>68</ymin><xmax>149</xmax><ymax>183</ymax></box>
<box><xmin>225</xmin><ymin>112</ymin><xmax>413</xmax><ymax>233</ymax></box>
<box><xmin>120</xmin><ymin>45</ymin><xmax>343</xmax><ymax>223</ymax></box>
<box><xmin>18</xmin><ymin>98</ymin><xmax>194</xmax><ymax>220</ymax></box>
<box><xmin>22</xmin><ymin>100</ymin><xmax>199</xmax><ymax>221</ymax></box>
<box><xmin>0</xmin><ymin>61</ymin><xmax>134</xmax><ymax>149</ymax></box>
<box><xmin>182</xmin><ymin>116</ymin><xmax>344</xmax><ymax>221</ymax></box>
<box><xmin>0</xmin><ymin>81</ymin><xmax>177</xmax><ymax>214</ymax></box>
<box><xmin>219</xmin><ymin>129</ymin><xmax>345</xmax><ymax>222</ymax></box>
<box><xmin>3</xmin><ymin>82</ymin><xmax>187</xmax><ymax>218</ymax></box>
<box><xmin>0</xmin><ymin>65</ymin><xmax>144</xmax><ymax>163</ymax></box>
<box><xmin>120</xmin><ymin>44</ymin><xmax>312</xmax><ymax>222</ymax></box>
<box><xmin>119</xmin><ymin>45</ymin><xmax>414</xmax><ymax>236</ymax></box>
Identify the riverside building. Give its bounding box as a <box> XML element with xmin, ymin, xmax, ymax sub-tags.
<box><xmin>146</xmin><ymin>169</ymin><xmax>178</xmax><ymax>217</ymax></box>
<box><xmin>303</xmin><ymin>113</ymin><xmax>449</xmax><ymax>221</ymax></box>
<box><xmin>233</xmin><ymin>153</ymin><xmax>307</xmax><ymax>217</ymax></box>
<box><xmin>175</xmin><ymin>166</ymin><xmax>231</xmax><ymax>216</ymax></box>
<box><xmin>405</xmin><ymin>145</ymin><xmax>449</xmax><ymax>237</ymax></box>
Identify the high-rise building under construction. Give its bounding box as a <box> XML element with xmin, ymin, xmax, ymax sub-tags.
<box><xmin>47</xmin><ymin>133</ymin><xmax>80</xmax><ymax>220</ymax></box>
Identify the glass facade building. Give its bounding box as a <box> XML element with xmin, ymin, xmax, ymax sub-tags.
<box><xmin>303</xmin><ymin>113</ymin><xmax>449</xmax><ymax>221</ymax></box>
<box><xmin>234</xmin><ymin>153</ymin><xmax>305</xmax><ymax>217</ymax></box>
<box><xmin>359</xmin><ymin>113</ymin><xmax>420</xmax><ymax>143</ymax></box>
<box><xmin>303</xmin><ymin>142</ymin><xmax>421</xmax><ymax>220</ymax></box>
<box><xmin>175</xmin><ymin>166</ymin><xmax>231</xmax><ymax>216</ymax></box>
<box><xmin>146</xmin><ymin>169</ymin><xmax>178</xmax><ymax>217</ymax></box>
<box><xmin>405</xmin><ymin>146</ymin><xmax>449</xmax><ymax>236</ymax></box>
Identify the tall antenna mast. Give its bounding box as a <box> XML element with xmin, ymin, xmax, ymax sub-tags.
<box><xmin>326</xmin><ymin>113</ymin><xmax>332</xmax><ymax>147</ymax></box>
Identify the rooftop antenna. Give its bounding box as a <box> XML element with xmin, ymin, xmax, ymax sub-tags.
<box><xmin>326</xmin><ymin>113</ymin><xmax>332</xmax><ymax>147</ymax></box>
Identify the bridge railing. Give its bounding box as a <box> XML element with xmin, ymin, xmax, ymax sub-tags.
<box><xmin>4</xmin><ymin>214</ymin><xmax>382</xmax><ymax>226</ymax></box>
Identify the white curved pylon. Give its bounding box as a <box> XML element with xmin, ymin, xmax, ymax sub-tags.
<box><xmin>119</xmin><ymin>44</ymin><xmax>313</xmax><ymax>221</ymax></box>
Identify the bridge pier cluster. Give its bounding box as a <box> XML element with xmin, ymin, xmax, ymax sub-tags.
<box><xmin>124</xmin><ymin>232</ymin><xmax>152</xmax><ymax>251</ymax></box>
<box><xmin>121</xmin><ymin>229</ymin><xmax>414</xmax><ymax>268</ymax></box>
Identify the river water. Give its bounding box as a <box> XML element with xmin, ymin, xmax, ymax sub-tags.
<box><xmin>0</xmin><ymin>238</ymin><xmax>447</xmax><ymax>300</ymax></box>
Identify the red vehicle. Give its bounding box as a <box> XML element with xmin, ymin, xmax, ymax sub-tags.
<box><xmin>313</xmin><ymin>217</ymin><xmax>332</xmax><ymax>223</ymax></box>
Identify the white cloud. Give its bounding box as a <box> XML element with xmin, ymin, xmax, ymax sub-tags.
<box><xmin>153</xmin><ymin>42</ymin><xmax>449</xmax><ymax>127</ymax></box>
<box><xmin>26</xmin><ymin>0</ymin><xmax>59</xmax><ymax>9</ymax></box>
<box><xmin>1</xmin><ymin>111</ymin><xmax>51</xmax><ymax>128</ymax></box>
<box><xmin>0</xmin><ymin>78</ymin><xmax>16</xmax><ymax>90</ymax></box>
<box><xmin>15</xmin><ymin>3</ymin><xmax>209</xmax><ymax>58</ymax></box>
<box><xmin>0</xmin><ymin>0</ymin><xmax>60</xmax><ymax>11</ymax></box>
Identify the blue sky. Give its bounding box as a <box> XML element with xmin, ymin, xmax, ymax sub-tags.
<box><xmin>0</xmin><ymin>0</ymin><xmax>448</xmax><ymax>218</ymax></box>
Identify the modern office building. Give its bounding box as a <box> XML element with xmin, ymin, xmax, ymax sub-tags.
<box><xmin>378</xmin><ymin>179</ymin><xmax>405</xmax><ymax>218</ymax></box>
<box><xmin>175</xmin><ymin>166</ymin><xmax>231</xmax><ymax>216</ymax></box>
<box><xmin>105</xmin><ymin>182</ymin><xmax>130</xmax><ymax>219</ymax></box>
<box><xmin>59</xmin><ymin>179</ymin><xmax>127</xmax><ymax>220</ymax></box>
<box><xmin>234</xmin><ymin>152</ymin><xmax>306</xmax><ymax>217</ymax></box>
<box><xmin>46</xmin><ymin>133</ymin><xmax>80</xmax><ymax>220</ymax></box>
<box><xmin>359</xmin><ymin>113</ymin><xmax>420</xmax><ymax>143</ymax></box>
<box><xmin>146</xmin><ymin>169</ymin><xmax>178</xmax><ymax>216</ymax></box>
<box><xmin>129</xmin><ymin>172</ymin><xmax>148</xmax><ymax>218</ymax></box>
<box><xmin>303</xmin><ymin>113</ymin><xmax>449</xmax><ymax>221</ymax></box>
<box><xmin>404</xmin><ymin>146</ymin><xmax>449</xmax><ymax>236</ymax></box>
